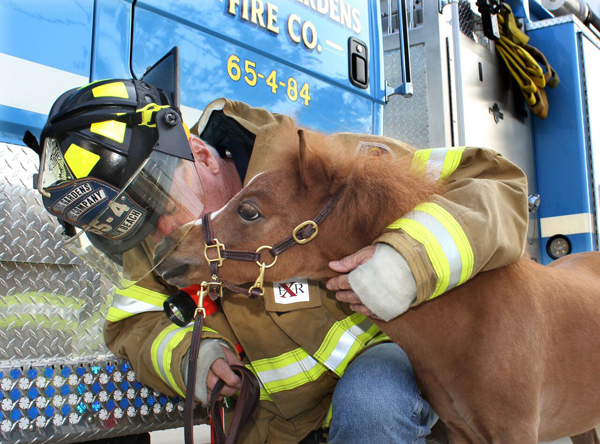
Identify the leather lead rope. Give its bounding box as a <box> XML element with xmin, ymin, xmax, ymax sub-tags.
<box><xmin>184</xmin><ymin>292</ymin><xmax>260</xmax><ymax>444</ymax></box>
<box><xmin>209</xmin><ymin>365</ymin><xmax>260</xmax><ymax>444</ymax></box>
<box><xmin>184</xmin><ymin>310</ymin><xmax>204</xmax><ymax>444</ymax></box>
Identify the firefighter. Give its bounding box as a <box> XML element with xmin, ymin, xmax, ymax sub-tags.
<box><xmin>26</xmin><ymin>75</ymin><xmax>528</xmax><ymax>443</ymax></box>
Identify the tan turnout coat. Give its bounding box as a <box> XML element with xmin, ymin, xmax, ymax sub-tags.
<box><xmin>104</xmin><ymin>98</ymin><xmax>529</xmax><ymax>443</ymax></box>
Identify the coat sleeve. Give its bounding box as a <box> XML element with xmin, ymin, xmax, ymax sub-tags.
<box><xmin>103</xmin><ymin>280</ymin><xmax>239</xmax><ymax>398</ymax></box>
<box><xmin>375</xmin><ymin>146</ymin><xmax>529</xmax><ymax>305</ymax></box>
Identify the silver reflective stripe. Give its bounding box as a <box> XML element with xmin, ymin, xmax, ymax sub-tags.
<box><xmin>111</xmin><ymin>293</ymin><xmax>163</xmax><ymax>315</ymax></box>
<box><xmin>323</xmin><ymin>318</ymin><xmax>372</xmax><ymax>371</ymax></box>
<box><xmin>425</xmin><ymin>148</ymin><xmax>448</xmax><ymax>181</ymax></box>
<box><xmin>412</xmin><ymin>147</ymin><xmax>465</xmax><ymax>183</ymax></box>
<box><xmin>406</xmin><ymin>209</ymin><xmax>463</xmax><ymax>290</ymax></box>
<box><xmin>257</xmin><ymin>355</ymin><xmax>320</xmax><ymax>385</ymax></box>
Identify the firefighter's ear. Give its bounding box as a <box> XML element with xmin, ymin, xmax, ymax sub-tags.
<box><xmin>190</xmin><ymin>136</ymin><xmax>220</xmax><ymax>175</ymax></box>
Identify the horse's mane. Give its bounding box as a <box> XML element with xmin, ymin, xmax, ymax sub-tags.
<box><xmin>337</xmin><ymin>152</ymin><xmax>441</xmax><ymax>242</ymax></box>
<box><xmin>281</xmin><ymin>133</ymin><xmax>442</xmax><ymax>246</ymax></box>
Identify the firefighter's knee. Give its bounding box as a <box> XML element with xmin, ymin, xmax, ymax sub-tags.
<box><xmin>329</xmin><ymin>343</ymin><xmax>435</xmax><ymax>443</ymax></box>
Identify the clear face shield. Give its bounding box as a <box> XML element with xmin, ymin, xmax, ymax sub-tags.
<box><xmin>38</xmin><ymin>138</ymin><xmax>204</xmax><ymax>289</ymax></box>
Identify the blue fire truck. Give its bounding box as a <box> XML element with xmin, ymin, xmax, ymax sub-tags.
<box><xmin>0</xmin><ymin>0</ymin><xmax>599</xmax><ymax>442</ymax></box>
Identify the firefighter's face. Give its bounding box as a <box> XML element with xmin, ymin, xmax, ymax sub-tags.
<box><xmin>152</xmin><ymin>162</ymin><xmax>205</xmax><ymax>241</ymax></box>
<box><xmin>151</xmin><ymin>136</ymin><xmax>242</xmax><ymax>242</ymax></box>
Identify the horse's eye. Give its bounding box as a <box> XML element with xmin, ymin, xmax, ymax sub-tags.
<box><xmin>238</xmin><ymin>202</ymin><xmax>261</xmax><ymax>221</ymax></box>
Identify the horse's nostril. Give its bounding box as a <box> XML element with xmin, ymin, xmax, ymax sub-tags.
<box><xmin>154</xmin><ymin>235</ymin><xmax>180</xmax><ymax>267</ymax></box>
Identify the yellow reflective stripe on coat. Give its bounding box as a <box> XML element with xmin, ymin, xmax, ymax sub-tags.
<box><xmin>323</xmin><ymin>403</ymin><xmax>334</xmax><ymax>428</ymax></box>
<box><xmin>367</xmin><ymin>332</ymin><xmax>391</xmax><ymax>346</ymax></box>
<box><xmin>411</xmin><ymin>147</ymin><xmax>466</xmax><ymax>183</ymax></box>
<box><xmin>387</xmin><ymin>202</ymin><xmax>474</xmax><ymax>299</ymax></box>
<box><xmin>314</xmin><ymin>313</ymin><xmax>380</xmax><ymax>376</ymax></box>
<box><xmin>251</xmin><ymin>314</ymin><xmax>381</xmax><ymax>394</ymax></box>
<box><xmin>106</xmin><ymin>285</ymin><xmax>167</xmax><ymax>322</ymax></box>
<box><xmin>151</xmin><ymin>324</ymin><xmax>219</xmax><ymax>397</ymax></box>
<box><xmin>251</xmin><ymin>348</ymin><xmax>328</xmax><ymax>394</ymax></box>
<box><xmin>151</xmin><ymin>324</ymin><xmax>191</xmax><ymax>396</ymax></box>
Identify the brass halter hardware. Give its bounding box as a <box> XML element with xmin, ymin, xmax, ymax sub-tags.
<box><xmin>292</xmin><ymin>220</ymin><xmax>319</xmax><ymax>244</ymax></box>
<box><xmin>200</xmin><ymin>278</ymin><xmax>224</xmax><ymax>300</ymax></box>
<box><xmin>200</xmin><ymin>189</ymin><xmax>341</xmax><ymax>299</ymax></box>
<box><xmin>249</xmin><ymin>246</ymin><xmax>278</xmax><ymax>296</ymax></box>
<box><xmin>204</xmin><ymin>239</ymin><xmax>225</xmax><ymax>267</ymax></box>
<box><xmin>254</xmin><ymin>245</ymin><xmax>278</xmax><ymax>268</ymax></box>
<box><xmin>195</xmin><ymin>286</ymin><xmax>209</xmax><ymax>319</ymax></box>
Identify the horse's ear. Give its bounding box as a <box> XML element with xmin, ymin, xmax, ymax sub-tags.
<box><xmin>297</xmin><ymin>129</ymin><xmax>337</xmax><ymax>191</ymax></box>
<box><xmin>296</xmin><ymin>130</ymin><xmax>349</xmax><ymax>194</ymax></box>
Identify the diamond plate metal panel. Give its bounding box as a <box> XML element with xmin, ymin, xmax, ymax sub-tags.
<box><xmin>0</xmin><ymin>144</ymin><xmax>110</xmax><ymax>364</ymax></box>
<box><xmin>456</xmin><ymin>0</ymin><xmax>494</xmax><ymax>51</ymax></box>
<box><xmin>0</xmin><ymin>143</ymin><xmax>202</xmax><ymax>442</ymax></box>
<box><xmin>384</xmin><ymin>44</ymin><xmax>430</xmax><ymax>148</ymax></box>
<box><xmin>0</xmin><ymin>261</ymin><xmax>111</xmax><ymax>363</ymax></box>
<box><xmin>0</xmin><ymin>359</ymin><xmax>206</xmax><ymax>444</ymax></box>
<box><xmin>0</xmin><ymin>144</ymin><xmax>82</xmax><ymax>266</ymax></box>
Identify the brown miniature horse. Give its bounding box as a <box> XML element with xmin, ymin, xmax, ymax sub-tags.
<box><xmin>155</xmin><ymin>132</ymin><xmax>600</xmax><ymax>443</ymax></box>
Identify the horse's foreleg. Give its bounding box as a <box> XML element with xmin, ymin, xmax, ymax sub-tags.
<box><xmin>571</xmin><ymin>428</ymin><xmax>600</xmax><ymax>444</ymax></box>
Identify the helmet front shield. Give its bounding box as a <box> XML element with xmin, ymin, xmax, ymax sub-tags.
<box><xmin>61</xmin><ymin>150</ymin><xmax>204</xmax><ymax>288</ymax></box>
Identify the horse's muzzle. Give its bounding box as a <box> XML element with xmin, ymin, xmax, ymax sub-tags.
<box><xmin>154</xmin><ymin>235</ymin><xmax>193</xmax><ymax>287</ymax></box>
<box><xmin>154</xmin><ymin>233</ymin><xmax>180</xmax><ymax>266</ymax></box>
<box><xmin>157</xmin><ymin>263</ymin><xmax>191</xmax><ymax>286</ymax></box>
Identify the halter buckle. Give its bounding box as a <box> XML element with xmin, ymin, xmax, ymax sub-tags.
<box><xmin>201</xmin><ymin>280</ymin><xmax>223</xmax><ymax>300</ymax></box>
<box><xmin>293</xmin><ymin>221</ymin><xmax>319</xmax><ymax>244</ymax></box>
<box><xmin>204</xmin><ymin>239</ymin><xmax>226</xmax><ymax>267</ymax></box>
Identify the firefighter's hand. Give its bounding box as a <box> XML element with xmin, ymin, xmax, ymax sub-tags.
<box><xmin>326</xmin><ymin>246</ymin><xmax>380</xmax><ymax>319</ymax></box>
<box><xmin>206</xmin><ymin>346</ymin><xmax>243</xmax><ymax>402</ymax></box>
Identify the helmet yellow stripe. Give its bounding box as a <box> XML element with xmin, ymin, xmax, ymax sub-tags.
<box><xmin>90</xmin><ymin>120</ymin><xmax>127</xmax><ymax>143</ymax></box>
<box><xmin>92</xmin><ymin>81</ymin><xmax>129</xmax><ymax>99</ymax></box>
<box><xmin>182</xmin><ymin>122</ymin><xmax>191</xmax><ymax>139</ymax></box>
<box><xmin>64</xmin><ymin>143</ymin><xmax>100</xmax><ymax>178</ymax></box>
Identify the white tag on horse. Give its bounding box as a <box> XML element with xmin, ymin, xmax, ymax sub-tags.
<box><xmin>272</xmin><ymin>278</ymin><xmax>311</xmax><ymax>304</ymax></box>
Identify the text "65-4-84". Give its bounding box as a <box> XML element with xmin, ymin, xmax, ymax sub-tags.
<box><xmin>227</xmin><ymin>55</ymin><xmax>311</xmax><ymax>107</ymax></box>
